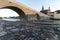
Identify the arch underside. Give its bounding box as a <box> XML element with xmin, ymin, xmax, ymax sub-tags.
<box><xmin>2</xmin><ymin>6</ymin><xmax>26</xmax><ymax>19</ymax></box>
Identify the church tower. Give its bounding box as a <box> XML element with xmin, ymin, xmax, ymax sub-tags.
<box><xmin>41</xmin><ymin>6</ymin><xmax>44</xmax><ymax>11</ymax></box>
<box><xmin>48</xmin><ymin>7</ymin><xmax>50</xmax><ymax>11</ymax></box>
<box><xmin>47</xmin><ymin>7</ymin><xmax>51</xmax><ymax>15</ymax></box>
<box><xmin>40</xmin><ymin>6</ymin><xmax>44</xmax><ymax>13</ymax></box>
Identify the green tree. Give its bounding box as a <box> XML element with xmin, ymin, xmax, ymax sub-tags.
<box><xmin>55</xmin><ymin>10</ymin><xmax>60</xmax><ymax>13</ymax></box>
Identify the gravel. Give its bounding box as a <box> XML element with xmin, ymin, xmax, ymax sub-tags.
<box><xmin>0</xmin><ymin>20</ymin><xmax>59</xmax><ymax>40</ymax></box>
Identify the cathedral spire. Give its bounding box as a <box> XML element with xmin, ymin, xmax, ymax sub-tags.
<box><xmin>47</xmin><ymin>7</ymin><xmax>51</xmax><ymax>15</ymax></box>
<box><xmin>48</xmin><ymin>7</ymin><xmax>50</xmax><ymax>11</ymax></box>
<box><xmin>41</xmin><ymin>6</ymin><xmax>44</xmax><ymax>11</ymax></box>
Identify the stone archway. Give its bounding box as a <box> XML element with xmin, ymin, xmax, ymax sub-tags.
<box><xmin>2</xmin><ymin>6</ymin><xmax>26</xmax><ymax>19</ymax></box>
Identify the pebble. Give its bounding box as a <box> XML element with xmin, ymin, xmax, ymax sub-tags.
<box><xmin>0</xmin><ymin>20</ymin><xmax>59</xmax><ymax>40</ymax></box>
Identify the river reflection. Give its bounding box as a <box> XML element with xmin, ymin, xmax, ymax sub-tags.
<box><xmin>54</xmin><ymin>20</ymin><xmax>60</xmax><ymax>24</ymax></box>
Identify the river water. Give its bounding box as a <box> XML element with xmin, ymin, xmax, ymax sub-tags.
<box><xmin>54</xmin><ymin>20</ymin><xmax>60</xmax><ymax>24</ymax></box>
<box><xmin>1</xmin><ymin>18</ymin><xmax>60</xmax><ymax>24</ymax></box>
<box><xmin>2</xmin><ymin>18</ymin><xmax>20</xmax><ymax>21</ymax></box>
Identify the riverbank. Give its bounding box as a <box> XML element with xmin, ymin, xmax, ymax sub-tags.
<box><xmin>0</xmin><ymin>20</ymin><xmax>59</xmax><ymax>40</ymax></box>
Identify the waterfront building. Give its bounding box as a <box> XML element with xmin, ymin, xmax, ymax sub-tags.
<box><xmin>40</xmin><ymin>6</ymin><xmax>54</xmax><ymax>17</ymax></box>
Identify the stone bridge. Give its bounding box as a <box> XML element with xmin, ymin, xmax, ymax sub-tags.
<box><xmin>0</xmin><ymin>0</ymin><xmax>38</xmax><ymax>18</ymax></box>
<box><xmin>0</xmin><ymin>0</ymin><xmax>47</xmax><ymax>19</ymax></box>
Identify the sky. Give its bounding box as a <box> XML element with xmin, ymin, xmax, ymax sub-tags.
<box><xmin>0</xmin><ymin>9</ymin><xmax>19</xmax><ymax>17</ymax></box>
<box><xmin>16</xmin><ymin>0</ymin><xmax>60</xmax><ymax>11</ymax></box>
<box><xmin>0</xmin><ymin>0</ymin><xmax>60</xmax><ymax>17</ymax></box>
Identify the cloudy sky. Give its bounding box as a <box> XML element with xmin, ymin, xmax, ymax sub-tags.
<box><xmin>0</xmin><ymin>0</ymin><xmax>60</xmax><ymax>17</ymax></box>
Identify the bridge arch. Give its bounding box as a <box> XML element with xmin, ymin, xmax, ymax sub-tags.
<box><xmin>2</xmin><ymin>6</ymin><xmax>26</xmax><ymax>19</ymax></box>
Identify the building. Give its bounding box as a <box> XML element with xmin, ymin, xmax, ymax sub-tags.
<box><xmin>40</xmin><ymin>6</ymin><xmax>54</xmax><ymax>17</ymax></box>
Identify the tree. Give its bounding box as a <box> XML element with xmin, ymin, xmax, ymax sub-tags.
<box><xmin>55</xmin><ymin>10</ymin><xmax>60</xmax><ymax>13</ymax></box>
